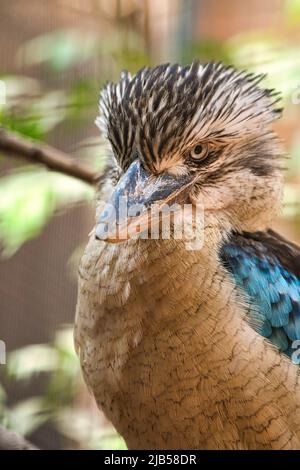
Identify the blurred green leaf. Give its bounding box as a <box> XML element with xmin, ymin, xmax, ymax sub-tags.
<box><xmin>55</xmin><ymin>407</ymin><xmax>127</xmax><ymax>450</ymax></box>
<box><xmin>285</xmin><ymin>0</ymin><xmax>300</xmax><ymax>26</ymax></box>
<box><xmin>74</xmin><ymin>137</ymin><xmax>108</xmax><ymax>171</ymax></box>
<box><xmin>0</xmin><ymin>167</ymin><xmax>94</xmax><ymax>257</ymax></box>
<box><xmin>283</xmin><ymin>183</ymin><xmax>300</xmax><ymax>217</ymax></box>
<box><xmin>68</xmin><ymin>244</ymin><xmax>85</xmax><ymax>282</ymax></box>
<box><xmin>29</xmin><ymin>90</ymin><xmax>67</xmax><ymax>133</ymax></box>
<box><xmin>0</xmin><ymin>110</ymin><xmax>46</xmax><ymax>141</ymax></box>
<box><xmin>226</xmin><ymin>32</ymin><xmax>300</xmax><ymax>100</ymax></box>
<box><xmin>0</xmin><ymin>77</ymin><xmax>68</xmax><ymax>140</ymax></box>
<box><xmin>6</xmin><ymin>397</ymin><xmax>50</xmax><ymax>436</ymax></box>
<box><xmin>1</xmin><ymin>325</ymin><xmax>125</xmax><ymax>448</ymax></box>
<box><xmin>0</xmin><ymin>169</ymin><xmax>55</xmax><ymax>256</ymax></box>
<box><xmin>54</xmin><ymin>328</ymin><xmax>76</xmax><ymax>357</ymax></box>
<box><xmin>67</xmin><ymin>80</ymin><xmax>97</xmax><ymax>118</ymax></box>
<box><xmin>182</xmin><ymin>39</ymin><xmax>232</xmax><ymax>64</ymax></box>
<box><xmin>0</xmin><ymin>383</ymin><xmax>7</xmax><ymax>422</ymax></box>
<box><xmin>7</xmin><ymin>345</ymin><xmax>58</xmax><ymax>381</ymax></box>
<box><xmin>0</xmin><ymin>75</ymin><xmax>40</xmax><ymax>106</ymax></box>
<box><xmin>46</xmin><ymin>328</ymin><xmax>82</xmax><ymax>405</ymax></box>
<box><xmin>288</xmin><ymin>134</ymin><xmax>300</xmax><ymax>173</ymax></box>
<box><xmin>18</xmin><ymin>30</ymin><xmax>99</xmax><ymax>71</ymax></box>
<box><xmin>98</xmin><ymin>30</ymin><xmax>151</xmax><ymax>74</ymax></box>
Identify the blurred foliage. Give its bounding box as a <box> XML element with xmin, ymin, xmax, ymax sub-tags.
<box><xmin>184</xmin><ymin>33</ymin><xmax>300</xmax><ymax>102</ymax></box>
<box><xmin>285</xmin><ymin>0</ymin><xmax>300</xmax><ymax>26</ymax></box>
<box><xmin>18</xmin><ymin>30</ymin><xmax>100</xmax><ymax>71</ymax></box>
<box><xmin>0</xmin><ymin>74</ymin><xmax>93</xmax><ymax>141</ymax></box>
<box><xmin>0</xmin><ymin>168</ymin><xmax>93</xmax><ymax>257</ymax></box>
<box><xmin>0</xmin><ymin>76</ymin><xmax>63</xmax><ymax>140</ymax></box>
<box><xmin>0</xmin><ymin>327</ymin><xmax>126</xmax><ymax>449</ymax></box>
<box><xmin>18</xmin><ymin>28</ymin><xmax>151</xmax><ymax>75</ymax></box>
<box><xmin>227</xmin><ymin>33</ymin><xmax>300</xmax><ymax>100</ymax></box>
<box><xmin>181</xmin><ymin>38</ymin><xmax>232</xmax><ymax>65</ymax></box>
<box><xmin>0</xmin><ymin>26</ymin><xmax>150</xmax><ymax>257</ymax></box>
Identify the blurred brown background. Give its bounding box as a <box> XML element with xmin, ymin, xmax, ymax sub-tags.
<box><xmin>1</xmin><ymin>0</ymin><xmax>300</xmax><ymax>449</ymax></box>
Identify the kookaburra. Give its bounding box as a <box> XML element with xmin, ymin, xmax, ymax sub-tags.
<box><xmin>74</xmin><ymin>62</ymin><xmax>300</xmax><ymax>450</ymax></box>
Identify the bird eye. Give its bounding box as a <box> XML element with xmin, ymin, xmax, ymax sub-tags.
<box><xmin>190</xmin><ymin>143</ymin><xmax>209</xmax><ymax>161</ymax></box>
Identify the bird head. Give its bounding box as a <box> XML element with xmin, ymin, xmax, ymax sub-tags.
<box><xmin>95</xmin><ymin>62</ymin><xmax>283</xmax><ymax>243</ymax></box>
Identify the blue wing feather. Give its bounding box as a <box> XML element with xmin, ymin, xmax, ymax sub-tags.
<box><xmin>221</xmin><ymin>230</ymin><xmax>300</xmax><ymax>362</ymax></box>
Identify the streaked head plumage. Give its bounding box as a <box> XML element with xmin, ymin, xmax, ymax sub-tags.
<box><xmin>97</xmin><ymin>61</ymin><xmax>281</xmax><ymax>172</ymax></box>
<box><xmin>95</xmin><ymin>61</ymin><xmax>284</xmax><ymax>240</ymax></box>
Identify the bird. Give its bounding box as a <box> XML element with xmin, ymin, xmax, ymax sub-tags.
<box><xmin>74</xmin><ymin>61</ymin><xmax>300</xmax><ymax>450</ymax></box>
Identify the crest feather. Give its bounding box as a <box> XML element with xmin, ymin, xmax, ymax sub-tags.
<box><xmin>96</xmin><ymin>62</ymin><xmax>282</xmax><ymax>169</ymax></box>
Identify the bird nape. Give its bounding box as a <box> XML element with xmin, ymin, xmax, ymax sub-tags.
<box><xmin>74</xmin><ymin>61</ymin><xmax>300</xmax><ymax>450</ymax></box>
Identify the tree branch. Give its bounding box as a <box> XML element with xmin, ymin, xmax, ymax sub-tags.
<box><xmin>0</xmin><ymin>129</ymin><xmax>101</xmax><ymax>184</ymax></box>
<box><xmin>0</xmin><ymin>425</ymin><xmax>38</xmax><ymax>450</ymax></box>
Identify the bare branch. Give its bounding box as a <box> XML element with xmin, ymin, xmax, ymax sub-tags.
<box><xmin>0</xmin><ymin>129</ymin><xmax>101</xmax><ymax>184</ymax></box>
<box><xmin>0</xmin><ymin>425</ymin><xmax>38</xmax><ymax>450</ymax></box>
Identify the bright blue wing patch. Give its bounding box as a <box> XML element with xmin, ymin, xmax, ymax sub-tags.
<box><xmin>221</xmin><ymin>241</ymin><xmax>300</xmax><ymax>363</ymax></box>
